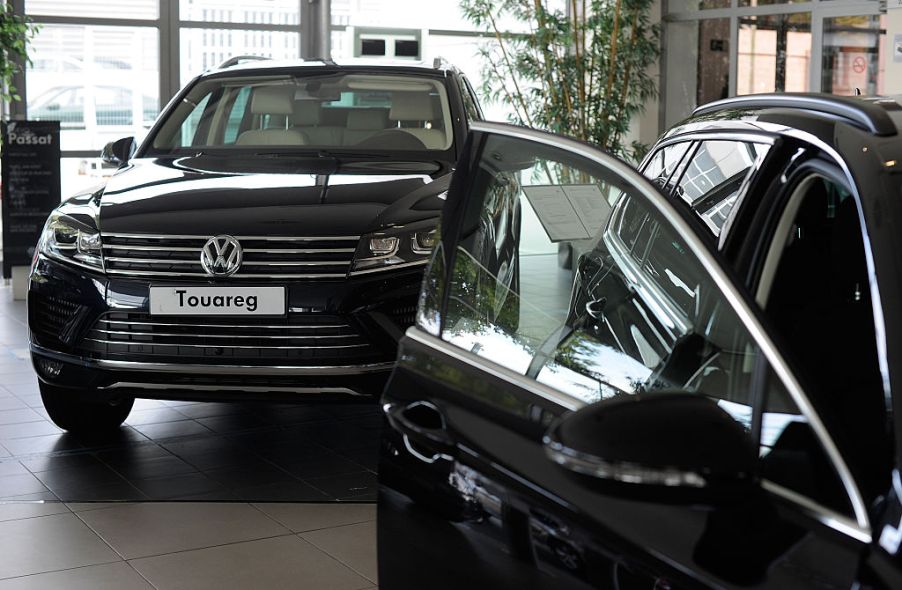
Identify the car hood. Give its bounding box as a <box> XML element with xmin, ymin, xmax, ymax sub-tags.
<box><xmin>82</xmin><ymin>156</ymin><xmax>448</xmax><ymax>236</ymax></box>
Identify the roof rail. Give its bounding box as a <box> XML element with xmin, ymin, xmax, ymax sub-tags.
<box><xmin>692</xmin><ymin>93</ymin><xmax>897</xmax><ymax>136</ymax></box>
<box><xmin>218</xmin><ymin>55</ymin><xmax>271</xmax><ymax>69</ymax></box>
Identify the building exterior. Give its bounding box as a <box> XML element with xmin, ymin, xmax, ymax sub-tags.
<box><xmin>3</xmin><ymin>0</ymin><xmax>894</xmax><ymax>195</ymax></box>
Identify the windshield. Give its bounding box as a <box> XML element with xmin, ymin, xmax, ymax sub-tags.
<box><xmin>147</xmin><ymin>71</ymin><xmax>454</xmax><ymax>156</ymax></box>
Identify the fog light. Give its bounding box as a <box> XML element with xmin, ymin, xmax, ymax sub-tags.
<box><xmin>38</xmin><ymin>358</ymin><xmax>63</xmax><ymax>379</ymax></box>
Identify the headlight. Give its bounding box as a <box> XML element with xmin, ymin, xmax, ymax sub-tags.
<box><xmin>38</xmin><ymin>213</ymin><xmax>104</xmax><ymax>271</ymax></box>
<box><xmin>351</xmin><ymin>222</ymin><xmax>438</xmax><ymax>274</ymax></box>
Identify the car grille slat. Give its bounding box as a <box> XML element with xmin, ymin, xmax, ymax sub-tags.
<box><xmin>82</xmin><ymin>312</ymin><xmax>388</xmax><ymax>366</ymax></box>
<box><xmin>101</xmin><ymin>233</ymin><xmax>359</xmax><ymax>279</ymax></box>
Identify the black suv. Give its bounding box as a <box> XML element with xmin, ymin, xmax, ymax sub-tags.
<box><xmin>28</xmin><ymin>57</ymin><xmax>484</xmax><ymax>432</ymax></box>
<box><xmin>377</xmin><ymin>96</ymin><xmax>902</xmax><ymax>588</ymax></box>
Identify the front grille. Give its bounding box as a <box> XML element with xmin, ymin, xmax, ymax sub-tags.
<box><xmin>30</xmin><ymin>294</ymin><xmax>84</xmax><ymax>347</ymax></box>
<box><xmin>102</xmin><ymin>233</ymin><xmax>359</xmax><ymax>279</ymax></box>
<box><xmin>81</xmin><ymin>312</ymin><xmax>387</xmax><ymax>366</ymax></box>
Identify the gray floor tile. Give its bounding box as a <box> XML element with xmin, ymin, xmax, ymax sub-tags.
<box><xmin>0</xmin><ymin>513</ymin><xmax>120</xmax><ymax>579</ymax></box>
<box><xmin>253</xmin><ymin>502</ymin><xmax>375</xmax><ymax>533</ymax></box>
<box><xmin>301</xmin><ymin>521</ymin><xmax>378</xmax><ymax>584</ymax></box>
<box><xmin>125</xmin><ymin>407</ymin><xmax>190</xmax><ymax>426</ymax></box>
<box><xmin>77</xmin><ymin>502</ymin><xmax>290</xmax><ymax>559</ymax></box>
<box><xmin>130</xmin><ymin>420</ymin><xmax>213</xmax><ymax>441</ymax></box>
<box><xmin>0</xmin><ymin>562</ymin><xmax>152</xmax><ymax>590</ymax></box>
<box><xmin>0</xmin><ymin>501</ymin><xmax>69</xmax><ymax>522</ymax></box>
<box><xmin>0</xmin><ymin>409</ymin><xmax>43</xmax><ymax>426</ymax></box>
<box><xmin>65</xmin><ymin>502</ymin><xmax>128</xmax><ymax>513</ymax></box>
<box><xmin>131</xmin><ymin>535</ymin><xmax>370</xmax><ymax>590</ymax></box>
<box><xmin>0</xmin><ymin>462</ymin><xmax>27</xmax><ymax>478</ymax></box>
<box><xmin>0</xmin><ymin>473</ymin><xmax>50</xmax><ymax>498</ymax></box>
<box><xmin>1</xmin><ymin>434</ymin><xmax>83</xmax><ymax>457</ymax></box>
<box><xmin>130</xmin><ymin>472</ymin><xmax>224</xmax><ymax>500</ymax></box>
<box><xmin>0</xmin><ymin>421</ymin><xmax>61</xmax><ymax>440</ymax></box>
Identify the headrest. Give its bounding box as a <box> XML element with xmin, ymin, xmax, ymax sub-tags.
<box><xmin>347</xmin><ymin>109</ymin><xmax>388</xmax><ymax>130</ymax></box>
<box><xmin>251</xmin><ymin>86</ymin><xmax>295</xmax><ymax>116</ymax></box>
<box><xmin>389</xmin><ymin>92</ymin><xmax>437</xmax><ymax>121</ymax></box>
<box><xmin>291</xmin><ymin>101</ymin><xmax>322</xmax><ymax>126</ymax></box>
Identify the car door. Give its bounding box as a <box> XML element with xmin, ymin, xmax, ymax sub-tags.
<box><xmin>378</xmin><ymin>123</ymin><xmax>872</xmax><ymax>590</ymax></box>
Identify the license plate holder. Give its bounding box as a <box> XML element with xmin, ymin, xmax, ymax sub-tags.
<box><xmin>148</xmin><ymin>286</ymin><xmax>287</xmax><ymax>317</ymax></box>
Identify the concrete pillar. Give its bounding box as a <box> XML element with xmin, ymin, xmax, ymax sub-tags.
<box><xmin>885</xmin><ymin>5</ymin><xmax>902</xmax><ymax>94</ymax></box>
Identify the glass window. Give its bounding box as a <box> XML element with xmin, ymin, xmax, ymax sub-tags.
<box><xmin>761</xmin><ymin>370</ymin><xmax>854</xmax><ymax>516</ymax></box>
<box><xmin>395</xmin><ymin>40</ymin><xmax>420</xmax><ymax>58</ymax></box>
<box><xmin>439</xmin><ymin>131</ymin><xmax>857</xmax><ymax>517</ymax></box>
<box><xmin>360</xmin><ymin>39</ymin><xmax>387</xmax><ymax>57</ymax></box>
<box><xmin>26</xmin><ymin>24</ymin><xmax>160</xmax><ymax>151</ymax></box>
<box><xmin>179</xmin><ymin>29</ymin><xmax>300</xmax><ymax>85</ymax></box>
<box><xmin>458</xmin><ymin>77</ymin><xmax>481</xmax><ymax>122</ymax></box>
<box><xmin>150</xmin><ymin>73</ymin><xmax>454</xmax><ymax>152</ymax></box>
<box><xmin>822</xmin><ymin>15</ymin><xmax>885</xmax><ymax>96</ymax></box>
<box><xmin>738</xmin><ymin>14</ymin><xmax>812</xmax><ymax>95</ymax></box>
<box><xmin>26</xmin><ymin>0</ymin><xmax>158</xmax><ymax>19</ymax></box>
<box><xmin>641</xmin><ymin>141</ymin><xmax>691</xmax><ymax>192</ymax></box>
<box><xmin>661</xmin><ymin>19</ymin><xmax>728</xmax><ymax>126</ymax></box>
<box><xmin>674</xmin><ymin>141</ymin><xmax>768</xmax><ymax>236</ymax></box>
<box><xmin>442</xmin><ymin>134</ymin><xmax>754</xmax><ymax>409</ymax></box>
<box><xmin>179</xmin><ymin>0</ymin><xmax>300</xmax><ymax>25</ymax></box>
<box><xmin>760</xmin><ymin>175</ymin><xmax>887</xmax><ymax>500</ymax></box>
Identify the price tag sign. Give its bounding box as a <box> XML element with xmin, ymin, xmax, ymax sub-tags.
<box><xmin>1</xmin><ymin>121</ymin><xmax>61</xmax><ymax>278</ymax></box>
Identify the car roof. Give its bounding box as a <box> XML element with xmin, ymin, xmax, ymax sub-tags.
<box><xmin>198</xmin><ymin>56</ymin><xmax>459</xmax><ymax>80</ymax></box>
<box><xmin>663</xmin><ymin>93</ymin><xmax>902</xmax><ymax>146</ymax></box>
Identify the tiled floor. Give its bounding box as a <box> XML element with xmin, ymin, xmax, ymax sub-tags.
<box><xmin>0</xmin><ymin>286</ymin><xmax>381</xmax><ymax>502</ymax></box>
<box><xmin>0</xmin><ymin>282</ymin><xmax>379</xmax><ymax>587</ymax></box>
<box><xmin>0</xmin><ymin>501</ymin><xmax>377</xmax><ymax>588</ymax></box>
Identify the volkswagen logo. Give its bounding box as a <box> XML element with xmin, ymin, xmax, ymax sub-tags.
<box><xmin>200</xmin><ymin>235</ymin><xmax>243</xmax><ymax>277</ymax></box>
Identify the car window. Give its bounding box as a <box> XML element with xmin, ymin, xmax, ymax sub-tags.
<box><xmin>435</xmin><ymin>130</ymin><xmax>857</xmax><ymax>520</ymax></box>
<box><xmin>758</xmin><ymin>173</ymin><xmax>887</xmax><ymax>501</ymax></box>
<box><xmin>458</xmin><ymin>76</ymin><xmax>481</xmax><ymax>122</ymax></box>
<box><xmin>223</xmin><ymin>86</ymin><xmax>251</xmax><ymax>144</ymax></box>
<box><xmin>673</xmin><ymin>140</ymin><xmax>769</xmax><ymax>237</ymax></box>
<box><xmin>150</xmin><ymin>72</ymin><xmax>455</xmax><ymax>153</ymax></box>
<box><xmin>760</xmin><ymin>368</ymin><xmax>854</xmax><ymax>516</ymax></box>
<box><xmin>641</xmin><ymin>142</ymin><xmax>691</xmax><ymax>193</ymax></box>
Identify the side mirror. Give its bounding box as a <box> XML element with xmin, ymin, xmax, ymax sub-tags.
<box><xmin>543</xmin><ymin>392</ymin><xmax>756</xmax><ymax>499</ymax></box>
<box><xmin>101</xmin><ymin>136</ymin><xmax>136</xmax><ymax>166</ymax></box>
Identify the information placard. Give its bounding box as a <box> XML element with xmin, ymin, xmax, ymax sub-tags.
<box><xmin>1</xmin><ymin>121</ymin><xmax>61</xmax><ymax>278</ymax></box>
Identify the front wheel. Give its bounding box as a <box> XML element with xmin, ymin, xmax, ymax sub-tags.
<box><xmin>39</xmin><ymin>383</ymin><xmax>134</xmax><ymax>433</ymax></box>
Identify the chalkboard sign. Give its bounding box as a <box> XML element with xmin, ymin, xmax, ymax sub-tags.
<box><xmin>1</xmin><ymin>120</ymin><xmax>61</xmax><ymax>278</ymax></box>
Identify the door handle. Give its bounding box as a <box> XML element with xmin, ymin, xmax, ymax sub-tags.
<box><xmin>384</xmin><ymin>400</ymin><xmax>455</xmax><ymax>463</ymax></box>
<box><xmin>585</xmin><ymin>297</ymin><xmax>606</xmax><ymax>319</ymax></box>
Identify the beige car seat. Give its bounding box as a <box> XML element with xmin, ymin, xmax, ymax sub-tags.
<box><xmin>236</xmin><ymin>87</ymin><xmax>308</xmax><ymax>146</ymax></box>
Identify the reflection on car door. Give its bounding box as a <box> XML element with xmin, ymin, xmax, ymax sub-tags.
<box><xmin>378</xmin><ymin>123</ymin><xmax>871</xmax><ymax>590</ymax></box>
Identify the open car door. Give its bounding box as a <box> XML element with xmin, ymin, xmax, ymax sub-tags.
<box><xmin>377</xmin><ymin>123</ymin><xmax>871</xmax><ymax>590</ymax></box>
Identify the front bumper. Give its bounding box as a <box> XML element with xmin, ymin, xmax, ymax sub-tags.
<box><xmin>29</xmin><ymin>254</ymin><xmax>424</xmax><ymax>400</ymax></box>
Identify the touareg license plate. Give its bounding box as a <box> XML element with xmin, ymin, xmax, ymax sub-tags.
<box><xmin>149</xmin><ymin>286</ymin><xmax>286</xmax><ymax>316</ymax></box>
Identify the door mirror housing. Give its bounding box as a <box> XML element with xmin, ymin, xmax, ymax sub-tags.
<box><xmin>543</xmin><ymin>392</ymin><xmax>757</xmax><ymax>497</ymax></box>
<box><xmin>101</xmin><ymin>136</ymin><xmax>136</xmax><ymax>166</ymax></box>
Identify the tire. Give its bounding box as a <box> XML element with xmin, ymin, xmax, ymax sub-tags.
<box><xmin>39</xmin><ymin>382</ymin><xmax>134</xmax><ymax>433</ymax></box>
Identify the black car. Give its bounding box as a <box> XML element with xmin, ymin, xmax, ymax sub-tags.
<box><xmin>28</xmin><ymin>57</ymin><xmax>485</xmax><ymax>432</ymax></box>
<box><xmin>378</xmin><ymin>97</ymin><xmax>902</xmax><ymax>589</ymax></box>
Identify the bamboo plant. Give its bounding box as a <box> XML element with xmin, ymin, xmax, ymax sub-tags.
<box><xmin>461</xmin><ymin>0</ymin><xmax>660</xmax><ymax>162</ymax></box>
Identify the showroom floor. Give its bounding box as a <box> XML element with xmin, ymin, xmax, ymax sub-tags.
<box><xmin>0</xmin><ymin>284</ymin><xmax>378</xmax><ymax>588</ymax></box>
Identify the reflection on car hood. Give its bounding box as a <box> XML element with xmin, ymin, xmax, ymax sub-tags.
<box><xmin>92</xmin><ymin>157</ymin><xmax>448</xmax><ymax>236</ymax></box>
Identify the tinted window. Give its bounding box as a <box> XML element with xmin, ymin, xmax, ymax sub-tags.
<box><xmin>761</xmin><ymin>174</ymin><xmax>886</xmax><ymax>500</ymax></box>
<box><xmin>674</xmin><ymin>141</ymin><xmax>768</xmax><ymax>236</ymax></box>
<box><xmin>642</xmin><ymin>142</ymin><xmax>691</xmax><ymax>192</ymax></box>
